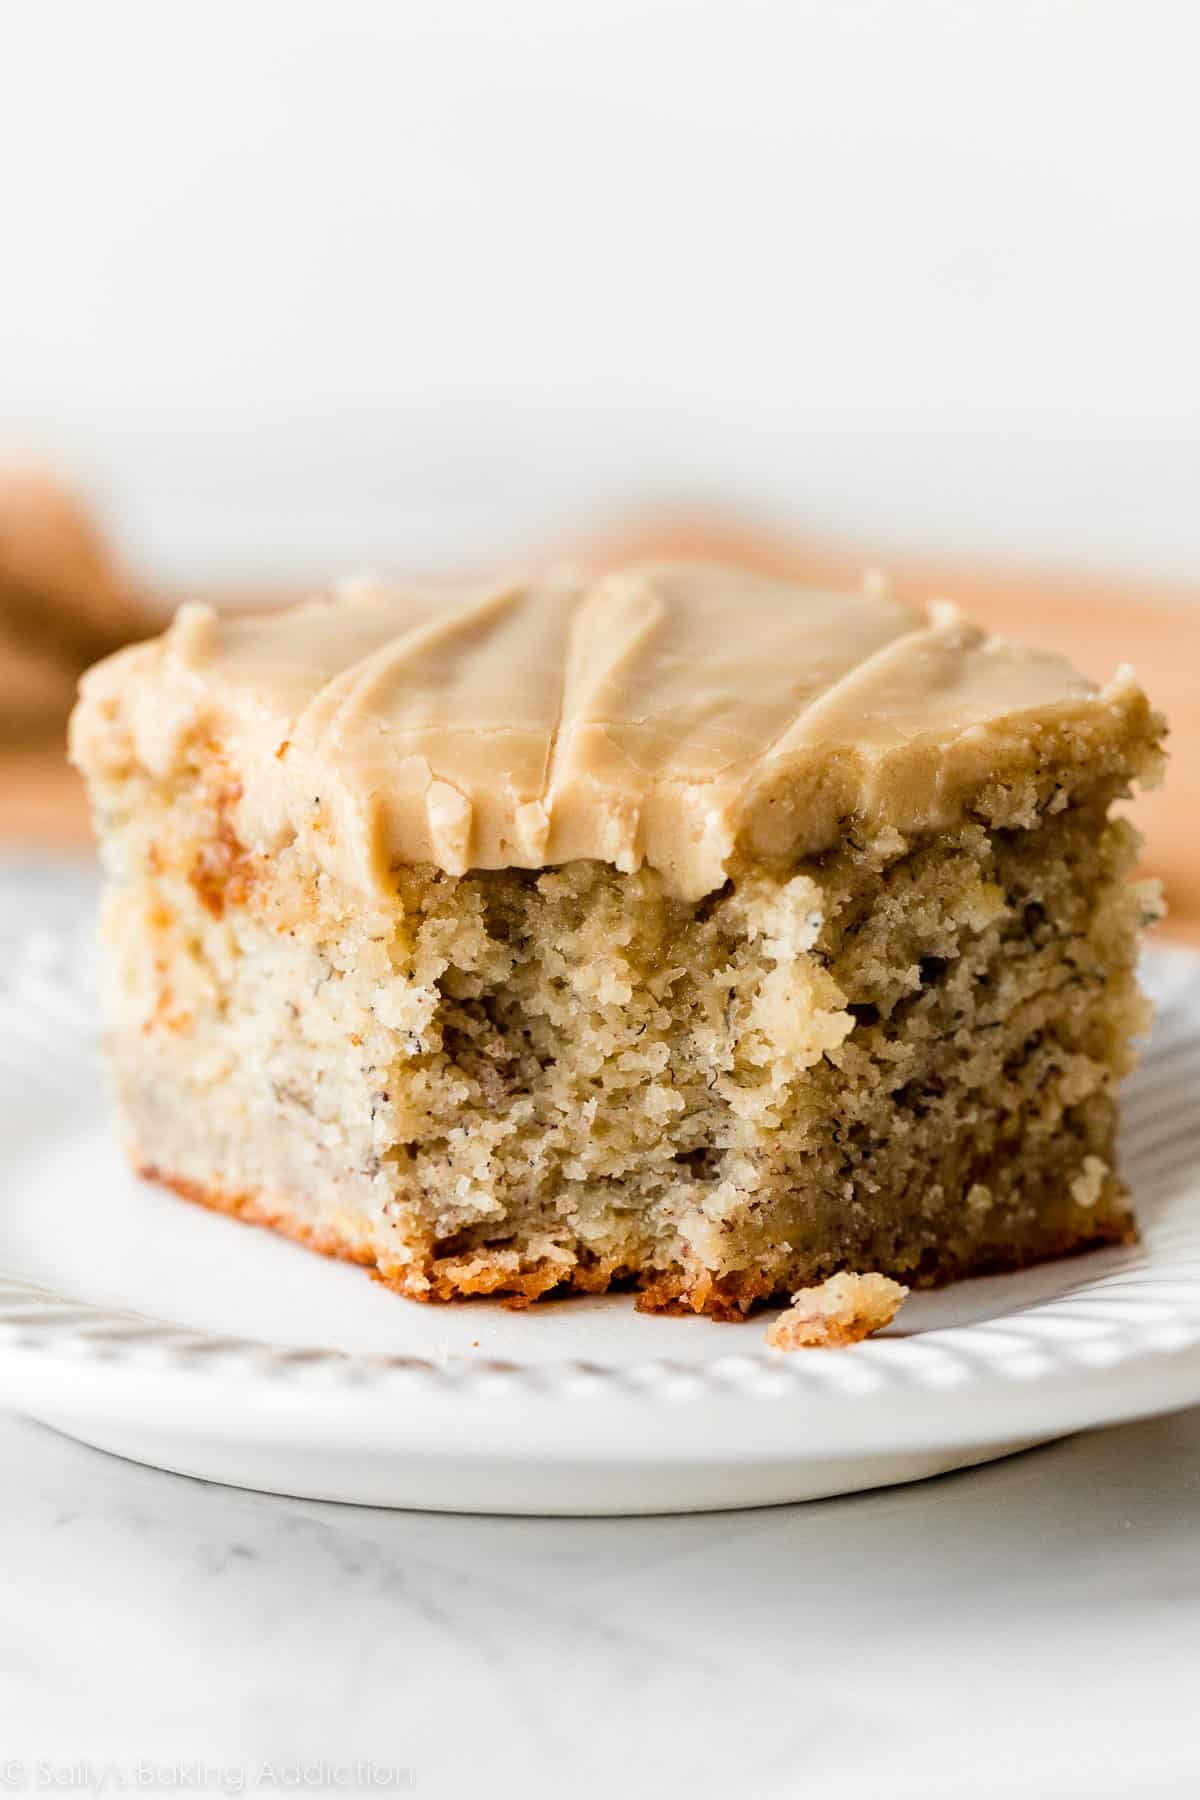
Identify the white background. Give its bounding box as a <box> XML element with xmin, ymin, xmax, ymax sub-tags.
<box><xmin>3</xmin><ymin>0</ymin><xmax>1200</xmax><ymax>584</ymax></box>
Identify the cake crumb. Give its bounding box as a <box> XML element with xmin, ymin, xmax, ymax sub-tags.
<box><xmin>765</xmin><ymin>1272</ymin><xmax>908</xmax><ymax>1350</ymax></box>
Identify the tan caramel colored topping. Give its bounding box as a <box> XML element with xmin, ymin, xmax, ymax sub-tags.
<box><xmin>71</xmin><ymin>560</ymin><xmax>1149</xmax><ymax>900</ymax></box>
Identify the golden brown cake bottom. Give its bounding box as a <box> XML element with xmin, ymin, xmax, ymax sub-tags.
<box><xmin>140</xmin><ymin>1161</ymin><xmax>1133</xmax><ymax>1320</ymax></box>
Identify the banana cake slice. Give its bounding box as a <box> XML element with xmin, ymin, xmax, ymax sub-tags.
<box><xmin>69</xmin><ymin>561</ymin><xmax>1165</xmax><ymax>1318</ymax></box>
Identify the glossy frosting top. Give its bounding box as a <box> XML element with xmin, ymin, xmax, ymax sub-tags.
<box><xmin>72</xmin><ymin>561</ymin><xmax>1148</xmax><ymax>899</ymax></box>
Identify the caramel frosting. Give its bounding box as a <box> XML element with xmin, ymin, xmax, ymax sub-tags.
<box><xmin>71</xmin><ymin>561</ymin><xmax>1153</xmax><ymax>900</ymax></box>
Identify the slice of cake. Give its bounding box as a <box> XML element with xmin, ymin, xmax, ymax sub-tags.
<box><xmin>69</xmin><ymin>562</ymin><xmax>1165</xmax><ymax>1318</ymax></box>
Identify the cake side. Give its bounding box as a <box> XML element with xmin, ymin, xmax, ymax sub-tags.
<box><xmin>75</xmin><ymin>728</ymin><xmax>1159</xmax><ymax>1316</ymax></box>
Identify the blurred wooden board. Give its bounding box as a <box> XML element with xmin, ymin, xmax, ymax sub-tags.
<box><xmin>3</xmin><ymin>524</ymin><xmax>1196</xmax><ymax>943</ymax></box>
<box><xmin>0</xmin><ymin>748</ymin><xmax>90</xmax><ymax>843</ymax></box>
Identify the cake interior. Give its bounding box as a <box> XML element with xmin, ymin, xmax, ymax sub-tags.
<box><xmin>90</xmin><ymin>741</ymin><xmax>1156</xmax><ymax>1317</ymax></box>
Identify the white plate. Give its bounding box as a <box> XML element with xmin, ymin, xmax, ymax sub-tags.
<box><xmin>2</xmin><ymin>930</ymin><xmax>1199</xmax><ymax>1515</ymax></box>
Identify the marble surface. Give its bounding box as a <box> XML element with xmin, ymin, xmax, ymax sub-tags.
<box><xmin>2</xmin><ymin>1408</ymin><xmax>1200</xmax><ymax>1798</ymax></box>
<box><xmin>3</xmin><ymin>850</ymin><xmax>1200</xmax><ymax>1796</ymax></box>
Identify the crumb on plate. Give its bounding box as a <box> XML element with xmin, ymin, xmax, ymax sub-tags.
<box><xmin>765</xmin><ymin>1271</ymin><xmax>908</xmax><ymax>1350</ymax></box>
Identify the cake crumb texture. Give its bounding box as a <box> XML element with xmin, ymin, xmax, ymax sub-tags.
<box><xmin>78</xmin><ymin>726</ymin><xmax>1156</xmax><ymax>1316</ymax></box>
